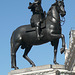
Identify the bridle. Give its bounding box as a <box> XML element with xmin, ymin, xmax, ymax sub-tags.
<box><xmin>48</xmin><ymin>1</ymin><xmax>65</xmax><ymax>26</ymax></box>
<box><xmin>48</xmin><ymin>14</ymin><xmax>65</xmax><ymax>26</ymax></box>
<box><xmin>56</xmin><ymin>0</ymin><xmax>65</xmax><ymax>26</ymax></box>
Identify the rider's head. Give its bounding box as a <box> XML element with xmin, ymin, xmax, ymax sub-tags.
<box><xmin>34</xmin><ymin>0</ymin><xmax>41</xmax><ymax>3</ymax></box>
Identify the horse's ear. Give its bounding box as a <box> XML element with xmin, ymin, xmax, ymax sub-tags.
<box><xmin>56</xmin><ymin>0</ymin><xmax>64</xmax><ymax>2</ymax></box>
<box><xmin>56</xmin><ymin>0</ymin><xmax>58</xmax><ymax>3</ymax></box>
<box><xmin>56</xmin><ymin>0</ymin><xmax>57</xmax><ymax>2</ymax></box>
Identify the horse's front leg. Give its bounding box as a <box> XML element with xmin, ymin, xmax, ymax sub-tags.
<box><xmin>52</xmin><ymin>40</ymin><xmax>59</xmax><ymax>64</ymax></box>
<box><xmin>51</xmin><ymin>34</ymin><xmax>65</xmax><ymax>54</ymax></box>
<box><xmin>60</xmin><ymin>34</ymin><xmax>65</xmax><ymax>54</ymax></box>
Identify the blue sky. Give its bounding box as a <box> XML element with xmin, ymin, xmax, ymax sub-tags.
<box><xmin>0</xmin><ymin>0</ymin><xmax>75</xmax><ymax>75</ymax></box>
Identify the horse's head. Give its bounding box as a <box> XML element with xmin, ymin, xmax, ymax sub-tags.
<box><xmin>56</xmin><ymin>0</ymin><xmax>66</xmax><ymax>17</ymax></box>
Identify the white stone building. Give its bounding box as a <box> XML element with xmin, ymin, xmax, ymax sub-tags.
<box><xmin>65</xmin><ymin>30</ymin><xmax>75</xmax><ymax>71</ymax></box>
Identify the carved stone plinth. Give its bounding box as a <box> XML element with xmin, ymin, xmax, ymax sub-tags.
<box><xmin>8</xmin><ymin>65</ymin><xmax>75</xmax><ymax>75</ymax></box>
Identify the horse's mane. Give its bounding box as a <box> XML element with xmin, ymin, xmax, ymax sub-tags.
<box><xmin>47</xmin><ymin>2</ymin><xmax>57</xmax><ymax>16</ymax></box>
<box><xmin>49</xmin><ymin>2</ymin><xmax>57</xmax><ymax>11</ymax></box>
<box><xmin>52</xmin><ymin>2</ymin><xmax>57</xmax><ymax>6</ymax></box>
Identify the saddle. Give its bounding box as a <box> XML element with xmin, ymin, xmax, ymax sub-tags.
<box><xmin>26</xmin><ymin>21</ymin><xmax>46</xmax><ymax>33</ymax></box>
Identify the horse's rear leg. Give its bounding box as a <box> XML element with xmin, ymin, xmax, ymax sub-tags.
<box><xmin>23</xmin><ymin>45</ymin><xmax>36</xmax><ymax>67</ymax></box>
<box><xmin>11</xmin><ymin>43</ymin><xmax>20</xmax><ymax>70</ymax></box>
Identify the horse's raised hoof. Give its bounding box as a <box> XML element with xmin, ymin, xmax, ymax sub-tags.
<box><xmin>60</xmin><ymin>47</ymin><xmax>65</xmax><ymax>54</ymax></box>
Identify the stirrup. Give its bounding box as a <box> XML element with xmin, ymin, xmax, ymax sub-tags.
<box><xmin>37</xmin><ymin>34</ymin><xmax>43</xmax><ymax>40</ymax></box>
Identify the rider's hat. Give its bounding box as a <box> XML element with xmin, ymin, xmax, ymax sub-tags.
<box><xmin>34</xmin><ymin>0</ymin><xmax>41</xmax><ymax>3</ymax></box>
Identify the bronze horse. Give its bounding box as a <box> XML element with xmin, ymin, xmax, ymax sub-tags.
<box><xmin>10</xmin><ymin>1</ymin><xmax>66</xmax><ymax>70</ymax></box>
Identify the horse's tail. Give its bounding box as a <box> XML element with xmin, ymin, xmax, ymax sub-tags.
<box><xmin>10</xmin><ymin>32</ymin><xmax>14</xmax><ymax>68</ymax></box>
<box><xmin>10</xmin><ymin>33</ymin><xmax>13</xmax><ymax>55</ymax></box>
<box><xmin>10</xmin><ymin>31</ymin><xmax>20</xmax><ymax>55</ymax></box>
<box><xmin>10</xmin><ymin>31</ymin><xmax>15</xmax><ymax>54</ymax></box>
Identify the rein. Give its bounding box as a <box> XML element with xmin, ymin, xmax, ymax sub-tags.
<box><xmin>48</xmin><ymin>13</ymin><xmax>65</xmax><ymax>26</ymax></box>
<box><xmin>60</xmin><ymin>16</ymin><xmax>65</xmax><ymax>26</ymax></box>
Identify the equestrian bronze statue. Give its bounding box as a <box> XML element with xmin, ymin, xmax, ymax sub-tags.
<box><xmin>10</xmin><ymin>0</ymin><xmax>66</xmax><ymax>70</ymax></box>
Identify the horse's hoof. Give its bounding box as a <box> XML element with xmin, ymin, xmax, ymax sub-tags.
<box><xmin>15</xmin><ymin>67</ymin><xmax>19</xmax><ymax>70</ymax></box>
<box><xmin>60</xmin><ymin>47</ymin><xmax>65</xmax><ymax>54</ymax></box>
<box><xmin>32</xmin><ymin>64</ymin><xmax>36</xmax><ymax>67</ymax></box>
<box><xmin>31</xmin><ymin>63</ymin><xmax>36</xmax><ymax>67</ymax></box>
<box><xmin>11</xmin><ymin>66</ymin><xmax>19</xmax><ymax>70</ymax></box>
<box><xmin>54</xmin><ymin>62</ymin><xmax>59</xmax><ymax>65</ymax></box>
<box><xmin>54</xmin><ymin>60</ymin><xmax>59</xmax><ymax>65</ymax></box>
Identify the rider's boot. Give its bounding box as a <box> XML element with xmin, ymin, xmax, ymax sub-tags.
<box><xmin>36</xmin><ymin>26</ymin><xmax>43</xmax><ymax>40</ymax></box>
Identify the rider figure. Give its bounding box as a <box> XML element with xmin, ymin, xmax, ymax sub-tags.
<box><xmin>28</xmin><ymin>0</ymin><xmax>45</xmax><ymax>40</ymax></box>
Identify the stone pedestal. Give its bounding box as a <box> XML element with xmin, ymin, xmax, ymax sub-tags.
<box><xmin>8</xmin><ymin>65</ymin><xmax>75</xmax><ymax>75</ymax></box>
